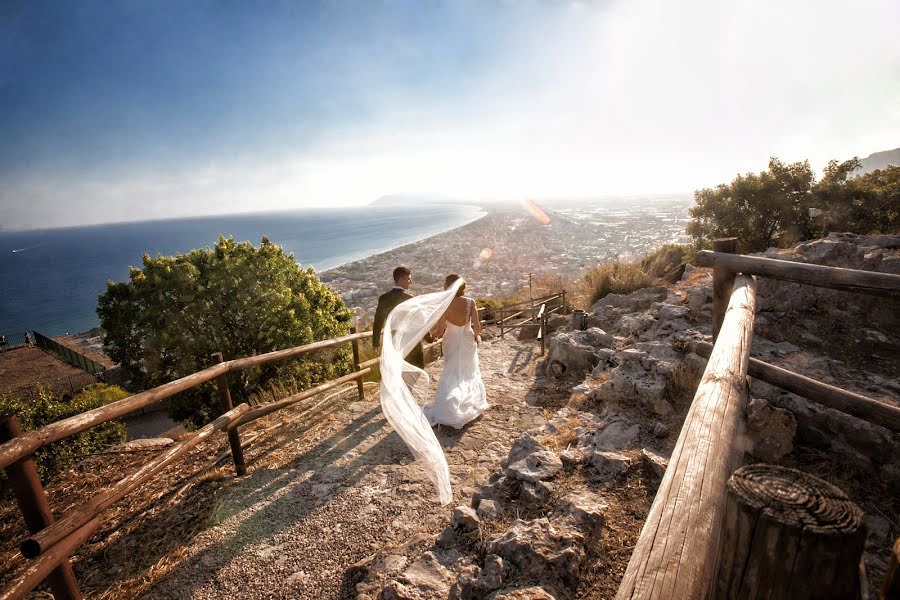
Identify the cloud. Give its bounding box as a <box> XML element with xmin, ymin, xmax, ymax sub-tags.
<box><xmin>2</xmin><ymin>0</ymin><xmax>898</xmax><ymax>230</ymax></box>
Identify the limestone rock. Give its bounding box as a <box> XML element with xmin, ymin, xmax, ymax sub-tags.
<box><xmin>652</xmin><ymin>422</ymin><xmax>669</xmax><ymax>438</ymax></box>
<box><xmin>641</xmin><ymin>448</ymin><xmax>669</xmax><ymax>478</ymax></box>
<box><xmin>472</xmin><ymin>472</ymin><xmax>507</xmax><ymax>506</ymax></box>
<box><xmin>589</xmin><ymin>286</ymin><xmax>668</xmax><ymax>313</ymax></box>
<box><xmin>479</xmin><ymin>554</ymin><xmax>506</xmax><ymax>592</ymax></box>
<box><xmin>517</xmin><ymin>323</ymin><xmax>539</xmax><ymax>341</ymax></box>
<box><xmin>551</xmin><ymin>491</ymin><xmax>607</xmax><ymax>543</ymax></box>
<box><xmin>477</xmin><ymin>499</ymin><xmax>501</xmax><ymax>520</ymax></box>
<box><xmin>486</xmin><ymin>518</ymin><xmax>585</xmax><ymax>590</ymax></box>
<box><xmin>383</xmin><ymin>552</ymin><xmax>455</xmax><ymax>600</ymax></box>
<box><xmin>487</xmin><ymin>587</ymin><xmax>557</xmax><ymax>599</ymax></box>
<box><xmin>588</xmin><ymin>416</ymin><xmax>641</xmax><ymax>451</ymax></box>
<box><xmin>590</xmin><ymin>349</ymin><xmax>674</xmax><ymax>416</ymax></box>
<box><xmin>452</xmin><ymin>506</ymin><xmax>481</xmax><ymax>533</ymax></box>
<box><xmin>505</xmin><ymin>435</ymin><xmax>563</xmax><ymax>482</ymax></box>
<box><xmin>590</xmin><ymin>450</ymin><xmax>632</xmax><ymax>481</ymax></box>
<box><xmin>746</xmin><ymin>398</ymin><xmax>797</xmax><ymax>462</ymax></box>
<box><xmin>544</xmin><ymin>328</ymin><xmax>615</xmax><ymax>377</ymax></box>
<box><xmin>520</xmin><ymin>480</ymin><xmax>554</xmax><ymax>504</ymax></box>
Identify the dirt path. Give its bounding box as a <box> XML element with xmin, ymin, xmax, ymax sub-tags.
<box><xmin>147</xmin><ymin>336</ymin><xmax>554</xmax><ymax>600</ymax></box>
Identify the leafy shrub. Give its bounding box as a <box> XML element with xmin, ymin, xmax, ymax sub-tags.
<box><xmin>98</xmin><ymin>236</ymin><xmax>353</xmax><ymax>427</ymax></box>
<box><xmin>0</xmin><ymin>384</ymin><xmax>128</xmax><ymax>482</ymax></box>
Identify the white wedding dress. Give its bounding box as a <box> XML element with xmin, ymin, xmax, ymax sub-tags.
<box><xmin>379</xmin><ymin>279</ymin><xmax>465</xmax><ymax>505</ymax></box>
<box><xmin>424</xmin><ymin>298</ymin><xmax>488</xmax><ymax>429</ymax></box>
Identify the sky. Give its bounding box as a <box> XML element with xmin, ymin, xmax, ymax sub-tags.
<box><xmin>1</xmin><ymin>0</ymin><xmax>898</xmax><ymax>231</ymax></box>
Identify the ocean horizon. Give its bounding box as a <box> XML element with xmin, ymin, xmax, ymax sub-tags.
<box><xmin>0</xmin><ymin>204</ymin><xmax>485</xmax><ymax>337</ymax></box>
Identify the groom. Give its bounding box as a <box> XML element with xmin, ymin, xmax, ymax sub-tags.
<box><xmin>372</xmin><ymin>265</ymin><xmax>429</xmax><ymax>368</ymax></box>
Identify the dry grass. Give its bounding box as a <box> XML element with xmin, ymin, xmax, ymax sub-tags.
<box><xmin>575</xmin><ymin>244</ymin><xmax>693</xmax><ymax>309</ymax></box>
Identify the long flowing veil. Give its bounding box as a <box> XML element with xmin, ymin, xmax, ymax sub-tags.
<box><xmin>379</xmin><ymin>279</ymin><xmax>465</xmax><ymax>505</ymax></box>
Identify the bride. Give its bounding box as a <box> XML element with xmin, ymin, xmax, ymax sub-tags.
<box><xmin>377</xmin><ymin>274</ymin><xmax>487</xmax><ymax>505</ymax></box>
<box><xmin>424</xmin><ymin>274</ymin><xmax>488</xmax><ymax>428</ymax></box>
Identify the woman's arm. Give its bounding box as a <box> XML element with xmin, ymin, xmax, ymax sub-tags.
<box><xmin>435</xmin><ymin>313</ymin><xmax>447</xmax><ymax>339</ymax></box>
<box><xmin>470</xmin><ymin>299</ymin><xmax>482</xmax><ymax>337</ymax></box>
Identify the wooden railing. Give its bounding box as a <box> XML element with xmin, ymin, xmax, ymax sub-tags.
<box><xmin>0</xmin><ymin>330</ymin><xmax>378</xmax><ymax>600</ymax></box>
<box><xmin>617</xmin><ymin>238</ymin><xmax>900</xmax><ymax>599</ymax></box>
<box><xmin>496</xmin><ymin>291</ymin><xmax>567</xmax><ymax>339</ymax></box>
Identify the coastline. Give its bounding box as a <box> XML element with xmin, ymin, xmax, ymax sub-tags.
<box><xmin>319</xmin><ymin>201</ymin><xmax>682</xmax><ymax>323</ymax></box>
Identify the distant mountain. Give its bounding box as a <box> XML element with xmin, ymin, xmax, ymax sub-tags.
<box><xmin>857</xmin><ymin>147</ymin><xmax>900</xmax><ymax>174</ymax></box>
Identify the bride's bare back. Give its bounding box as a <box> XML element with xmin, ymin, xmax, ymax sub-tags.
<box><xmin>437</xmin><ymin>296</ymin><xmax>481</xmax><ymax>337</ymax></box>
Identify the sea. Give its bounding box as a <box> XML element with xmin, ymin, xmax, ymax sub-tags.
<box><xmin>0</xmin><ymin>204</ymin><xmax>484</xmax><ymax>337</ymax></box>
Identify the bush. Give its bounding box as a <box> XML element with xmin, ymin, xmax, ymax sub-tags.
<box><xmin>0</xmin><ymin>384</ymin><xmax>128</xmax><ymax>482</ymax></box>
<box><xmin>577</xmin><ymin>244</ymin><xmax>692</xmax><ymax>308</ymax></box>
<box><xmin>98</xmin><ymin>236</ymin><xmax>353</xmax><ymax>427</ymax></box>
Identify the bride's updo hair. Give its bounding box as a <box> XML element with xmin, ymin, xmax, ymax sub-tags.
<box><xmin>444</xmin><ymin>273</ymin><xmax>466</xmax><ymax>297</ymax></box>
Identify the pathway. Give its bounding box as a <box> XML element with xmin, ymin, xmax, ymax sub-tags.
<box><xmin>147</xmin><ymin>336</ymin><xmax>552</xmax><ymax>600</ymax></box>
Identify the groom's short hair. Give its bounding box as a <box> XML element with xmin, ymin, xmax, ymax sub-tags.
<box><xmin>393</xmin><ymin>266</ymin><xmax>411</xmax><ymax>282</ymax></box>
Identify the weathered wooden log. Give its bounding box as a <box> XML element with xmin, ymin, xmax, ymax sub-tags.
<box><xmin>212</xmin><ymin>352</ymin><xmax>247</xmax><ymax>476</ymax></box>
<box><xmin>0</xmin><ymin>332</ymin><xmax>371</xmax><ymax>471</ymax></box>
<box><xmin>694</xmin><ymin>250</ymin><xmax>900</xmax><ymax>299</ymax></box>
<box><xmin>350</xmin><ymin>326</ymin><xmax>367</xmax><ymax>401</ymax></box>
<box><xmin>0</xmin><ymin>518</ymin><xmax>99</xmax><ymax>600</ymax></box>
<box><xmin>617</xmin><ymin>274</ymin><xmax>756</xmax><ymax>599</ymax></box>
<box><xmin>714</xmin><ymin>464</ymin><xmax>866</xmax><ymax>600</ymax></box>
<box><xmin>883</xmin><ymin>537</ymin><xmax>900</xmax><ymax>600</ymax></box>
<box><xmin>0</xmin><ymin>417</ymin><xmax>82</xmax><ymax>599</ymax></box>
<box><xmin>226</xmin><ymin>331</ymin><xmax>371</xmax><ymax>370</ymax></box>
<box><xmin>0</xmin><ymin>363</ymin><xmax>228</xmax><ymax>471</ymax></box>
<box><xmin>23</xmin><ymin>404</ymin><xmax>249</xmax><ymax>557</ymax></box>
<box><xmin>693</xmin><ymin>341</ymin><xmax>900</xmax><ymax>433</ymax></box>
<box><xmin>712</xmin><ymin>237</ymin><xmax>737</xmax><ymax>339</ymax></box>
<box><xmin>226</xmin><ymin>368</ymin><xmax>371</xmax><ymax>429</ymax></box>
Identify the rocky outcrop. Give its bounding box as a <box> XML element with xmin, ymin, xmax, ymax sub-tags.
<box><xmin>746</xmin><ymin>398</ymin><xmax>797</xmax><ymax>462</ymax></box>
<box><xmin>543</xmin><ymin>328</ymin><xmax>615</xmax><ymax>377</ymax></box>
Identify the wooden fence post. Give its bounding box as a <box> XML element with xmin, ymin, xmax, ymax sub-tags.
<box><xmin>500</xmin><ymin>310</ymin><xmax>505</xmax><ymax>339</ymax></box>
<box><xmin>714</xmin><ymin>464</ymin><xmax>866</xmax><ymax>600</ymax></box>
<box><xmin>350</xmin><ymin>326</ymin><xmax>366</xmax><ymax>401</ymax></box>
<box><xmin>211</xmin><ymin>353</ymin><xmax>247</xmax><ymax>476</ymax></box>
<box><xmin>0</xmin><ymin>416</ymin><xmax>82</xmax><ymax>600</ymax></box>
<box><xmin>712</xmin><ymin>237</ymin><xmax>737</xmax><ymax>340</ymax></box>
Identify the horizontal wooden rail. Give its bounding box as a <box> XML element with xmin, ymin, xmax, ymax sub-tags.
<box><xmin>1</xmin><ymin>518</ymin><xmax>99</xmax><ymax>600</ymax></box>
<box><xmin>226</xmin><ymin>369</ymin><xmax>371</xmax><ymax>430</ymax></box>
<box><xmin>490</xmin><ymin>292</ymin><xmax>564</xmax><ymax>311</ymax></box>
<box><xmin>693</xmin><ymin>341</ymin><xmax>900</xmax><ymax>432</ymax></box>
<box><xmin>23</xmin><ymin>404</ymin><xmax>249</xmax><ymax>557</ymax></box>
<box><xmin>693</xmin><ymin>250</ymin><xmax>900</xmax><ymax>298</ymax></box>
<box><xmin>618</xmin><ymin>275</ymin><xmax>756</xmax><ymax>599</ymax></box>
<box><xmin>225</xmin><ymin>331</ymin><xmax>370</xmax><ymax>371</ymax></box>
<box><xmin>0</xmin><ymin>331</ymin><xmax>371</xmax><ymax>471</ymax></box>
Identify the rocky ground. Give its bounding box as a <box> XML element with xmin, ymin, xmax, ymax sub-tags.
<box><xmin>353</xmin><ymin>233</ymin><xmax>899</xmax><ymax>599</ymax></box>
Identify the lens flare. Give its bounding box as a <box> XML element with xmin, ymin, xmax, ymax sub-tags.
<box><xmin>522</xmin><ymin>199</ymin><xmax>551</xmax><ymax>225</ymax></box>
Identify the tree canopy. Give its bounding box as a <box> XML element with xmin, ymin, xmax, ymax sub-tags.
<box><xmin>687</xmin><ymin>158</ymin><xmax>899</xmax><ymax>252</ymax></box>
<box><xmin>98</xmin><ymin>236</ymin><xmax>353</xmax><ymax>426</ymax></box>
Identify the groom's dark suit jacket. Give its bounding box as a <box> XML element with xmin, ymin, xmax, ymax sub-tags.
<box><xmin>372</xmin><ymin>287</ymin><xmax>428</xmax><ymax>368</ymax></box>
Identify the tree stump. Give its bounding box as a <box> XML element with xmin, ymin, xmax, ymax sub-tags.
<box><xmin>713</xmin><ymin>464</ymin><xmax>866</xmax><ymax>600</ymax></box>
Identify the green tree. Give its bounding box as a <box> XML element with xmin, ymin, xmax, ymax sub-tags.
<box><xmin>812</xmin><ymin>160</ymin><xmax>899</xmax><ymax>235</ymax></box>
<box><xmin>97</xmin><ymin>236</ymin><xmax>353</xmax><ymax>426</ymax></box>
<box><xmin>686</xmin><ymin>158</ymin><xmax>815</xmax><ymax>252</ymax></box>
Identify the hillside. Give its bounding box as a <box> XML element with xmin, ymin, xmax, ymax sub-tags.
<box><xmin>858</xmin><ymin>147</ymin><xmax>900</xmax><ymax>174</ymax></box>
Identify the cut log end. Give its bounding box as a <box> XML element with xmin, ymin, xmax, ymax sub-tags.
<box><xmin>715</xmin><ymin>464</ymin><xmax>867</xmax><ymax>600</ymax></box>
<box><xmin>727</xmin><ymin>464</ymin><xmax>864</xmax><ymax>534</ymax></box>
